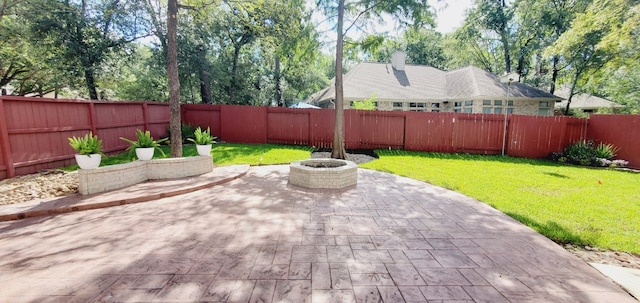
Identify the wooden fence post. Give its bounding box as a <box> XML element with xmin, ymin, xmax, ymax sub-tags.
<box><xmin>88</xmin><ymin>102</ymin><xmax>98</xmax><ymax>134</ymax></box>
<box><xmin>0</xmin><ymin>98</ymin><xmax>15</xmax><ymax>178</ymax></box>
<box><xmin>143</xmin><ymin>103</ymin><xmax>149</xmax><ymax>131</ymax></box>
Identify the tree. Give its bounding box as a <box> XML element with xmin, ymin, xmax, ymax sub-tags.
<box><xmin>30</xmin><ymin>0</ymin><xmax>149</xmax><ymax>100</ymax></box>
<box><xmin>446</xmin><ymin>19</ymin><xmax>502</xmax><ymax>72</ymax></box>
<box><xmin>333</xmin><ymin>0</ymin><xmax>346</xmax><ymax>159</ymax></box>
<box><xmin>472</xmin><ymin>0</ymin><xmax>513</xmax><ymax>73</ymax></box>
<box><xmin>167</xmin><ymin>0</ymin><xmax>181</xmax><ymax>156</ymax></box>
<box><xmin>545</xmin><ymin>0</ymin><xmax>636</xmax><ymax>114</ymax></box>
<box><xmin>515</xmin><ymin>0</ymin><xmax>590</xmax><ymax>93</ymax></box>
<box><xmin>317</xmin><ymin>0</ymin><xmax>431</xmax><ymax>159</ymax></box>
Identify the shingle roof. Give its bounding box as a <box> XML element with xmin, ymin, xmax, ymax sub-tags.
<box><xmin>310</xmin><ymin>63</ymin><xmax>561</xmax><ymax>102</ymax></box>
<box><xmin>554</xmin><ymin>88</ymin><xmax>623</xmax><ymax>109</ymax></box>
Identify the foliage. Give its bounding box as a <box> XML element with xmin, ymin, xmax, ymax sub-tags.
<box><xmin>100</xmin><ymin>44</ymin><xmax>168</xmax><ymax>102</ymax></box>
<box><xmin>352</xmin><ymin>94</ymin><xmax>376</xmax><ymax>110</ymax></box>
<box><xmin>545</xmin><ymin>0</ymin><xmax>638</xmax><ymax>114</ymax></box>
<box><xmin>187</xmin><ymin>127</ymin><xmax>216</xmax><ymax>145</ymax></box>
<box><xmin>68</xmin><ymin>132</ymin><xmax>103</xmax><ymax>155</ymax></box>
<box><xmin>361</xmin><ymin>150</ymin><xmax>640</xmax><ymax>254</ymax></box>
<box><xmin>120</xmin><ymin>129</ymin><xmax>168</xmax><ymax>157</ymax></box>
<box><xmin>365</xmin><ymin>28</ymin><xmax>446</xmax><ymax>69</ymax></box>
<box><xmin>181</xmin><ymin>124</ymin><xmax>197</xmax><ymax>144</ymax></box>
<box><xmin>29</xmin><ymin>0</ymin><xmax>149</xmax><ymax>100</ymax></box>
<box><xmin>552</xmin><ymin>140</ymin><xmax>623</xmax><ymax>167</ymax></box>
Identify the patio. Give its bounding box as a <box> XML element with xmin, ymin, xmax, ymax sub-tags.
<box><xmin>0</xmin><ymin>166</ymin><xmax>635</xmax><ymax>302</ymax></box>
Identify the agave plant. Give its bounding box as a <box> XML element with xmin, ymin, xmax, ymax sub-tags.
<box><xmin>68</xmin><ymin>132</ymin><xmax>104</xmax><ymax>155</ymax></box>
<box><xmin>188</xmin><ymin>127</ymin><xmax>216</xmax><ymax>145</ymax></box>
<box><xmin>120</xmin><ymin>130</ymin><xmax>168</xmax><ymax>156</ymax></box>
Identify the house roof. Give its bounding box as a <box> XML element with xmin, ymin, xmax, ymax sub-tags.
<box><xmin>310</xmin><ymin>63</ymin><xmax>561</xmax><ymax>103</ymax></box>
<box><xmin>554</xmin><ymin>88</ymin><xmax>624</xmax><ymax>109</ymax></box>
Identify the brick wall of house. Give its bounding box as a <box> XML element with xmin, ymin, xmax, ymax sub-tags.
<box><xmin>349</xmin><ymin>99</ymin><xmax>553</xmax><ymax>116</ymax></box>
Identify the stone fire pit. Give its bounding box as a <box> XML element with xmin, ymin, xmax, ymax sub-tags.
<box><xmin>289</xmin><ymin>158</ymin><xmax>357</xmax><ymax>189</ymax></box>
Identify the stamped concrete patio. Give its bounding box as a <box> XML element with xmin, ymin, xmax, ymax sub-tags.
<box><xmin>0</xmin><ymin>165</ymin><xmax>635</xmax><ymax>302</ymax></box>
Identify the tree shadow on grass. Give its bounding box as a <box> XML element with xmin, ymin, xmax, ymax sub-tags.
<box><xmin>504</xmin><ymin>211</ymin><xmax>597</xmax><ymax>247</ymax></box>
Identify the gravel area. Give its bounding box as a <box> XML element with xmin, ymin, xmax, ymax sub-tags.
<box><xmin>0</xmin><ymin>170</ymin><xmax>78</xmax><ymax>205</ymax></box>
<box><xmin>0</xmin><ymin>162</ymin><xmax>638</xmax><ymax>270</ymax></box>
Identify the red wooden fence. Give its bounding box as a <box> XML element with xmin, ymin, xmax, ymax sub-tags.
<box><xmin>1</xmin><ymin>98</ymin><xmax>638</xmax><ymax>180</ymax></box>
<box><xmin>181</xmin><ymin>104</ymin><xmax>593</xmax><ymax>158</ymax></box>
<box><xmin>587</xmin><ymin>115</ymin><xmax>640</xmax><ymax>168</ymax></box>
<box><xmin>0</xmin><ymin>96</ymin><xmax>169</xmax><ymax>179</ymax></box>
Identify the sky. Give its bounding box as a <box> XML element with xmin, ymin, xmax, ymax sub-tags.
<box><xmin>429</xmin><ymin>0</ymin><xmax>474</xmax><ymax>33</ymax></box>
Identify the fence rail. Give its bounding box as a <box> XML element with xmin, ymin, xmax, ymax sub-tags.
<box><xmin>182</xmin><ymin>104</ymin><xmax>592</xmax><ymax>159</ymax></box>
<box><xmin>1</xmin><ymin>98</ymin><xmax>638</xmax><ymax>180</ymax></box>
<box><xmin>0</xmin><ymin>96</ymin><xmax>170</xmax><ymax>179</ymax></box>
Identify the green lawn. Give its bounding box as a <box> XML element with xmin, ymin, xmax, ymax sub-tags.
<box><xmin>64</xmin><ymin>143</ymin><xmax>314</xmax><ymax>170</ymax></box>
<box><xmin>360</xmin><ymin>150</ymin><xmax>640</xmax><ymax>254</ymax></box>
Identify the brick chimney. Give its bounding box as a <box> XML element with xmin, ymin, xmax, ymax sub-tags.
<box><xmin>391</xmin><ymin>51</ymin><xmax>406</xmax><ymax>71</ymax></box>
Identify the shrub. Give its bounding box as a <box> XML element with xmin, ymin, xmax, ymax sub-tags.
<box><xmin>181</xmin><ymin>124</ymin><xmax>196</xmax><ymax>143</ymax></box>
<box><xmin>68</xmin><ymin>132</ymin><xmax>104</xmax><ymax>155</ymax></box>
<box><xmin>564</xmin><ymin>140</ymin><xmax>596</xmax><ymax>165</ymax></box>
<box><xmin>553</xmin><ymin>140</ymin><xmax>626</xmax><ymax>168</ymax></box>
<box><xmin>188</xmin><ymin>127</ymin><xmax>216</xmax><ymax>145</ymax></box>
<box><xmin>594</xmin><ymin>142</ymin><xmax>618</xmax><ymax>160</ymax></box>
<box><xmin>120</xmin><ymin>129</ymin><xmax>168</xmax><ymax>156</ymax></box>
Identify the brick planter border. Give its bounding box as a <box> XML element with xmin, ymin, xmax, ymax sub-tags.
<box><xmin>78</xmin><ymin>156</ymin><xmax>213</xmax><ymax>195</ymax></box>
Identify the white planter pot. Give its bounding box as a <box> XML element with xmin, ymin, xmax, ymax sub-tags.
<box><xmin>135</xmin><ymin>147</ymin><xmax>155</xmax><ymax>160</ymax></box>
<box><xmin>196</xmin><ymin>144</ymin><xmax>212</xmax><ymax>156</ymax></box>
<box><xmin>75</xmin><ymin>154</ymin><xmax>101</xmax><ymax>169</ymax></box>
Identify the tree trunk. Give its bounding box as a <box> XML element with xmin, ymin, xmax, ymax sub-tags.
<box><xmin>564</xmin><ymin>71</ymin><xmax>580</xmax><ymax>115</ymax></box>
<box><xmin>331</xmin><ymin>0</ymin><xmax>347</xmax><ymax>160</ymax></box>
<box><xmin>550</xmin><ymin>55</ymin><xmax>559</xmax><ymax>95</ymax></box>
<box><xmin>229</xmin><ymin>44</ymin><xmax>241</xmax><ymax>104</ymax></box>
<box><xmin>167</xmin><ymin>0</ymin><xmax>182</xmax><ymax>157</ymax></box>
<box><xmin>197</xmin><ymin>46</ymin><xmax>212</xmax><ymax>104</ymax></box>
<box><xmin>500</xmin><ymin>30</ymin><xmax>511</xmax><ymax>73</ymax></box>
<box><xmin>84</xmin><ymin>67</ymin><xmax>99</xmax><ymax>100</ymax></box>
<box><xmin>275</xmin><ymin>56</ymin><xmax>283</xmax><ymax>107</ymax></box>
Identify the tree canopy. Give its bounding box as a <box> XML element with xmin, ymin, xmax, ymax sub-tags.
<box><xmin>0</xmin><ymin>0</ymin><xmax>637</xmax><ymax>114</ymax></box>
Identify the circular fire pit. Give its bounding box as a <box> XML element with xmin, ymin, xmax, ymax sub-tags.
<box><xmin>289</xmin><ymin>158</ymin><xmax>357</xmax><ymax>189</ymax></box>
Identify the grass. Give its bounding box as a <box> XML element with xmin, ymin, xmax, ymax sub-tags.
<box><xmin>64</xmin><ymin>143</ymin><xmax>638</xmax><ymax>254</ymax></box>
<box><xmin>63</xmin><ymin>143</ymin><xmax>314</xmax><ymax>171</ymax></box>
<box><xmin>360</xmin><ymin>150</ymin><xmax>640</xmax><ymax>254</ymax></box>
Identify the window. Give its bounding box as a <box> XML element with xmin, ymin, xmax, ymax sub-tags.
<box><xmin>454</xmin><ymin>100</ymin><xmax>473</xmax><ymax>113</ymax></box>
<box><xmin>393</xmin><ymin>102</ymin><xmax>403</xmax><ymax>111</ymax></box>
<box><xmin>482</xmin><ymin>99</ymin><xmax>514</xmax><ymax>114</ymax></box>
<box><xmin>539</xmin><ymin>101</ymin><xmax>551</xmax><ymax>116</ymax></box>
<box><xmin>409</xmin><ymin>102</ymin><xmax>427</xmax><ymax>112</ymax></box>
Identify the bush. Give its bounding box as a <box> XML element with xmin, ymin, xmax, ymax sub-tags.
<box><xmin>594</xmin><ymin>142</ymin><xmax>618</xmax><ymax>159</ymax></box>
<box><xmin>553</xmin><ymin>140</ymin><xmax>626</xmax><ymax>168</ymax></box>
<box><xmin>564</xmin><ymin>140</ymin><xmax>597</xmax><ymax>165</ymax></box>
<box><xmin>181</xmin><ymin>124</ymin><xmax>196</xmax><ymax>143</ymax></box>
<box><xmin>166</xmin><ymin>123</ymin><xmax>197</xmax><ymax>143</ymax></box>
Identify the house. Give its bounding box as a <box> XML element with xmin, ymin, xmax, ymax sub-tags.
<box><xmin>309</xmin><ymin>52</ymin><xmax>562</xmax><ymax>116</ymax></box>
<box><xmin>554</xmin><ymin>88</ymin><xmax>624</xmax><ymax>114</ymax></box>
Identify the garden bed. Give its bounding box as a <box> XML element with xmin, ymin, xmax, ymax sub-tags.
<box><xmin>78</xmin><ymin>156</ymin><xmax>213</xmax><ymax>195</ymax></box>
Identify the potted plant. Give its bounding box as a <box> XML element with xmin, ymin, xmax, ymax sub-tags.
<box><xmin>68</xmin><ymin>132</ymin><xmax>104</xmax><ymax>169</ymax></box>
<box><xmin>188</xmin><ymin>127</ymin><xmax>216</xmax><ymax>156</ymax></box>
<box><xmin>120</xmin><ymin>129</ymin><xmax>168</xmax><ymax>160</ymax></box>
